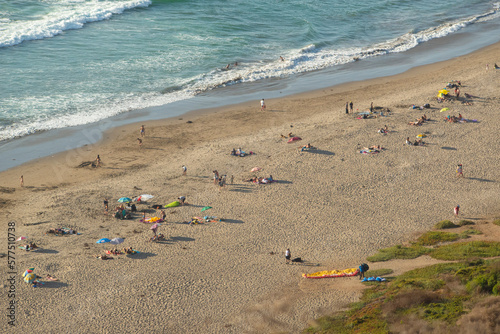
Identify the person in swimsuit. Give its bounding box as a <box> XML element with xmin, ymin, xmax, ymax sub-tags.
<box><xmin>285</xmin><ymin>248</ymin><xmax>291</xmax><ymax>264</ymax></box>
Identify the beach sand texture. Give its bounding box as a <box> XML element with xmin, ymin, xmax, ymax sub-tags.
<box><xmin>1</xmin><ymin>43</ymin><xmax>500</xmax><ymax>333</ymax></box>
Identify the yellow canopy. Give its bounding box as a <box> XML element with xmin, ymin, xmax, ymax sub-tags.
<box><xmin>439</xmin><ymin>89</ymin><xmax>448</xmax><ymax>95</ymax></box>
<box><xmin>440</xmin><ymin>107</ymin><xmax>449</xmax><ymax>112</ymax></box>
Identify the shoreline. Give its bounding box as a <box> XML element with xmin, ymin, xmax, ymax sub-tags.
<box><xmin>2</xmin><ymin>37</ymin><xmax>500</xmax><ymax>333</ymax></box>
<box><xmin>2</xmin><ymin>27</ymin><xmax>500</xmax><ymax>173</ymax></box>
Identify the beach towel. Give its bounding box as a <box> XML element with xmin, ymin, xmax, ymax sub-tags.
<box><xmin>303</xmin><ymin>268</ymin><xmax>359</xmax><ymax>279</ymax></box>
<box><xmin>165</xmin><ymin>201</ymin><xmax>180</xmax><ymax>208</ymax></box>
<box><xmin>360</xmin><ymin>149</ymin><xmax>379</xmax><ymax>154</ymax></box>
<box><xmin>142</xmin><ymin>217</ymin><xmax>163</xmax><ymax>223</ymax></box>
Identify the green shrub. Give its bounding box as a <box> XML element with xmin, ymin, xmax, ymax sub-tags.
<box><xmin>458</xmin><ymin>220</ymin><xmax>474</xmax><ymax>226</ymax></box>
<box><xmin>367</xmin><ymin>245</ymin><xmax>429</xmax><ymax>262</ymax></box>
<box><xmin>434</xmin><ymin>220</ymin><xmax>458</xmax><ymax>229</ymax></box>
<box><xmin>416</xmin><ymin>231</ymin><xmax>459</xmax><ymax>246</ymax></box>
<box><xmin>466</xmin><ymin>271</ymin><xmax>500</xmax><ymax>294</ymax></box>
<box><xmin>493</xmin><ymin>219</ymin><xmax>500</xmax><ymax>227</ymax></box>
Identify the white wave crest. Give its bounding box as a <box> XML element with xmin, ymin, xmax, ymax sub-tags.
<box><xmin>0</xmin><ymin>0</ymin><xmax>151</xmax><ymax>48</ymax></box>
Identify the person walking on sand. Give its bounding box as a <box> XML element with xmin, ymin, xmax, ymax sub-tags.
<box><xmin>140</xmin><ymin>125</ymin><xmax>145</xmax><ymax>137</ymax></box>
<box><xmin>103</xmin><ymin>198</ymin><xmax>109</xmax><ymax>214</ymax></box>
<box><xmin>345</xmin><ymin>102</ymin><xmax>349</xmax><ymax>114</ymax></box>
<box><xmin>454</xmin><ymin>205</ymin><xmax>460</xmax><ymax>216</ymax></box>
<box><xmin>349</xmin><ymin>101</ymin><xmax>353</xmax><ymax>113</ymax></box>
<box><xmin>182</xmin><ymin>165</ymin><xmax>187</xmax><ymax>176</ymax></box>
<box><xmin>260</xmin><ymin>99</ymin><xmax>266</xmax><ymax>111</ymax></box>
<box><xmin>213</xmin><ymin>170</ymin><xmax>219</xmax><ymax>185</ymax></box>
<box><xmin>20</xmin><ymin>175</ymin><xmax>24</xmax><ymax>187</ymax></box>
<box><xmin>137</xmin><ymin>138</ymin><xmax>143</xmax><ymax>147</ymax></box>
<box><xmin>285</xmin><ymin>248</ymin><xmax>291</xmax><ymax>264</ymax></box>
<box><xmin>456</xmin><ymin>164</ymin><xmax>464</xmax><ymax>178</ymax></box>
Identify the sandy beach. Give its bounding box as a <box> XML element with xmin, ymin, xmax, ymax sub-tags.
<box><xmin>2</xmin><ymin>42</ymin><xmax>500</xmax><ymax>333</ymax></box>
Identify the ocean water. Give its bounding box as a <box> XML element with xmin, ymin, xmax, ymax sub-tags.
<box><xmin>1</xmin><ymin>0</ymin><xmax>500</xmax><ymax>142</ymax></box>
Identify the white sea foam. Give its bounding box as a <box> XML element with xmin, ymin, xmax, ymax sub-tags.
<box><xmin>0</xmin><ymin>0</ymin><xmax>151</xmax><ymax>48</ymax></box>
<box><xmin>1</xmin><ymin>2</ymin><xmax>499</xmax><ymax>142</ymax></box>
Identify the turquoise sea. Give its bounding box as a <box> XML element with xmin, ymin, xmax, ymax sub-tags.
<box><xmin>1</xmin><ymin>0</ymin><xmax>500</xmax><ymax>169</ymax></box>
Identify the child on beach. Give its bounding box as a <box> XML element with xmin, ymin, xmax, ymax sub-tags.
<box><xmin>456</xmin><ymin>164</ymin><xmax>463</xmax><ymax>177</ymax></box>
<box><xmin>285</xmin><ymin>248</ymin><xmax>291</xmax><ymax>264</ymax></box>
<box><xmin>260</xmin><ymin>99</ymin><xmax>266</xmax><ymax>111</ymax></box>
<box><xmin>20</xmin><ymin>175</ymin><xmax>24</xmax><ymax>187</ymax></box>
<box><xmin>140</xmin><ymin>125</ymin><xmax>145</xmax><ymax>137</ymax></box>
<box><xmin>137</xmin><ymin>138</ymin><xmax>143</xmax><ymax>147</ymax></box>
<box><xmin>182</xmin><ymin>165</ymin><xmax>187</xmax><ymax>175</ymax></box>
<box><xmin>454</xmin><ymin>205</ymin><xmax>460</xmax><ymax>216</ymax></box>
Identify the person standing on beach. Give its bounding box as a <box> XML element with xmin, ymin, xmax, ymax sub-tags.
<box><xmin>345</xmin><ymin>102</ymin><xmax>349</xmax><ymax>114</ymax></box>
<box><xmin>178</xmin><ymin>196</ymin><xmax>186</xmax><ymax>205</ymax></box>
<box><xmin>182</xmin><ymin>165</ymin><xmax>187</xmax><ymax>175</ymax></box>
<box><xmin>213</xmin><ymin>170</ymin><xmax>219</xmax><ymax>184</ymax></box>
<box><xmin>103</xmin><ymin>198</ymin><xmax>108</xmax><ymax>214</ymax></box>
<box><xmin>140</xmin><ymin>125</ymin><xmax>145</xmax><ymax>137</ymax></box>
<box><xmin>456</xmin><ymin>164</ymin><xmax>464</xmax><ymax>178</ymax></box>
<box><xmin>370</xmin><ymin>102</ymin><xmax>374</xmax><ymax>113</ymax></box>
<box><xmin>285</xmin><ymin>248</ymin><xmax>291</xmax><ymax>264</ymax></box>
<box><xmin>95</xmin><ymin>155</ymin><xmax>101</xmax><ymax>168</ymax></box>
<box><xmin>20</xmin><ymin>175</ymin><xmax>24</xmax><ymax>187</ymax></box>
<box><xmin>260</xmin><ymin>99</ymin><xmax>266</xmax><ymax>111</ymax></box>
<box><xmin>454</xmin><ymin>205</ymin><xmax>460</xmax><ymax>216</ymax></box>
<box><xmin>349</xmin><ymin>101</ymin><xmax>353</xmax><ymax>112</ymax></box>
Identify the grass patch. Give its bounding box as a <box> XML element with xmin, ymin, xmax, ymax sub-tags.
<box><xmin>493</xmin><ymin>219</ymin><xmax>500</xmax><ymax>227</ymax></box>
<box><xmin>434</xmin><ymin>220</ymin><xmax>458</xmax><ymax>229</ymax></box>
<box><xmin>415</xmin><ymin>231</ymin><xmax>459</xmax><ymax>246</ymax></box>
<box><xmin>458</xmin><ymin>228</ymin><xmax>482</xmax><ymax>239</ymax></box>
<box><xmin>368</xmin><ymin>269</ymin><xmax>394</xmax><ymax>277</ymax></box>
<box><xmin>458</xmin><ymin>220</ymin><xmax>474</xmax><ymax>226</ymax></box>
<box><xmin>430</xmin><ymin>241</ymin><xmax>500</xmax><ymax>261</ymax></box>
<box><xmin>367</xmin><ymin>245</ymin><xmax>429</xmax><ymax>262</ymax></box>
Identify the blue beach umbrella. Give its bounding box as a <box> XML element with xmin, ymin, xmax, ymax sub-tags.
<box><xmin>96</xmin><ymin>238</ymin><xmax>111</xmax><ymax>244</ymax></box>
<box><xmin>118</xmin><ymin>197</ymin><xmax>132</xmax><ymax>203</ymax></box>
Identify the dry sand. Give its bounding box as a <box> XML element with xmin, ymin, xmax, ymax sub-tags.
<box><xmin>1</xmin><ymin>42</ymin><xmax>500</xmax><ymax>333</ymax></box>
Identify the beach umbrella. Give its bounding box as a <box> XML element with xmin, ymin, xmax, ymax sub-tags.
<box><xmin>16</xmin><ymin>236</ymin><xmax>28</xmax><ymax>241</ymax></box>
<box><xmin>440</xmin><ymin>107</ymin><xmax>449</xmax><ymax>112</ymax></box>
<box><xmin>201</xmin><ymin>206</ymin><xmax>212</xmax><ymax>212</ymax></box>
<box><xmin>250</xmin><ymin>167</ymin><xmax>262</xmax><ymax>172</ymax></box>
<box><xmin>287</xmin><ymin>136</ymin><xmax>302</xmax><ymax>143</ymax></box>
<box><xmin>110</xmin><ymin>237</ymin><xmax>124</xmax><ymax>245</ymax></box>
<box><xmin>96</xmin><ymin>238</ymin><xmax>111</xmax><ymax>244</ymax></box>
<box><xmin>118</xmin><ymin>197</ymin><xmax>132</xmax><ymax>203</ymax></box>
<box><xmin>439</xmin><ymin>89</ymin><xmax>448</xmax><ymax>95</ymax></box>
<box><xmin>23</xmin><ymin>272</ymin><xmax>37</xmax><ymax>284</ymax></box>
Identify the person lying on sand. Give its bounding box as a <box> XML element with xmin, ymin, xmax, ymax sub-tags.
<box><xmin>300</xmin><ymin>143</ymin><xmax>317</xmax><ymax>151</ymax></box>
<box><xmin>408</xmin><ymin>119</ymin><xmax>423</xmax><ymax>126</ymax></box>
<box><xmin>96</xmin><ymin>255</ymin><xmax>113</xmax><ymax>260</ymax></box>
<box><xmin>363</xmin><ymin>145</ymin><xmax>384</xmax><ymax>150</ymax></box>
<box><xmin>46</xmin><ymin>275</ymin><xmax>58</xmax><ymax>281</ymax></box>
